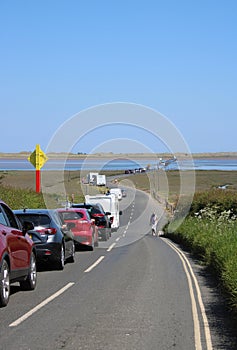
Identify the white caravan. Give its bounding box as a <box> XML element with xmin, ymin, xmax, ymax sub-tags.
<box><xmin>96</xmin><ymin>174</ymin><xmax>106</xmax><ymax>186</ymax></box>
<box><xmin>85</xmin><ymin>193</ymin><xmax>122</xmax><ymax>231</ymax></box>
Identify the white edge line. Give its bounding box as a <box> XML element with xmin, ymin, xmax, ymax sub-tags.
<box><xmin>84</xmin><ymin>256</ymin><xmax>105</xmax><ymax>272</ymax></box>
<box><xmin>9</xmin><ymin>282</ymin><xmax>75</xmax><ymax>327</ymax></box>
<box><xmin>166</xmin><ymin>239</ymin><xmax>213</xmax><ymax>350</ymax></box>
<box><xmin>116</xmin><ymin>237</ymin><xmax>120</xmax><ymax>242</ymax></box>
<box><xmin>107</xmin><ymin>243</ymin><xmax>116</xmax><ymax>252</ymax></box>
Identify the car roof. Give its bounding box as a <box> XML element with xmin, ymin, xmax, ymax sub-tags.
<box><xmin>14</xmin><ymin>209</ymin><xmax>57</xmax><ymax>215</ymax></box>
<box><xmin>57</xmin><ymin>208</ymin><xmax>88</xmax><ymax>213</ymax></box>
<box><xmin>72</xmin><ymin>203</ymin><xmax>98</xmax><ymax>209</ymax></box>
<box><xmin>71</xmin><ymin>203</ymin><xmax>106</xmax><ymax>214</ymax></box>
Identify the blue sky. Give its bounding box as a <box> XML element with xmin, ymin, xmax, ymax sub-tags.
<box><xmin>1</xmin><ymin>1</ymin><xmax>236</xmax><ymax>154</ymax></box>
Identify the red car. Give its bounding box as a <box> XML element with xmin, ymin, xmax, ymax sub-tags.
<box><xmin>57</xmin><ymin>208</ymin><xmax>99</xmax><ymax>250</ymax></box>
<box><xmin>0</xmin><ymin>200</ymin><xmax>37</xmax><ymax>307</ymax></box>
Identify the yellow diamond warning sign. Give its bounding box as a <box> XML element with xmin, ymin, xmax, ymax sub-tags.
<box><xmin>28</xmin><ymin>144</ymin><xmax>48</xmax><ymax>170</ymax></box>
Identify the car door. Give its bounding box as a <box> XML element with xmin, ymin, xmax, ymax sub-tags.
<box><xmin>53</xmin><ymin>211</ymin><xmax>73</xmax><ymax>258</ymax></box>
<box><xmin>0</xmin><ymin>203</ymin><xmax>29</xmax><ymax>272</ymax></box>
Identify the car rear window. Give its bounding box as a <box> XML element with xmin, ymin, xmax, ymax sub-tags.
<box><xmin>60</xmin><ymin>211</ymin><xmax>84</xmax><ymax>220</ymax></box>
<box><xmin>16</xmin><ymin>214</ymin><xmax>51</xmax><ymax>227</ymax></box>
<box><xmin>72</xmin><ymin>204</ymin><xmax>102</xmax><ymax>216</ymax></box>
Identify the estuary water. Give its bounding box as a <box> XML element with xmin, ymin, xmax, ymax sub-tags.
<box><xmin>0</xmin><ymin>157</ymin><xmax>237</xmax><ymax>171</ymax></box>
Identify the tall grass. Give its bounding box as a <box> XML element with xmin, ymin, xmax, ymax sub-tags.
<box><xmin>0</xmin><ymin>184</ymin><xmax>62</xmax><ymax>209</ymax></box>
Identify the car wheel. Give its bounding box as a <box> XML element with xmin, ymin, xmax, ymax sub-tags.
<box><xmin>56</xmin><ymin>244</ymin><xmax>65</xmax><ymax>270</ymax></box>
<box><xmin>0</xmin><ymin>259</ymin><xmax>10</xmax><ymax>307</ymax></box>
<box><xmin>67</xmin><ymin>242</ymin><xmax>75</xmax><ymax>263</ymax></box>
<box><xmin>20</xmin><ymin>253</ymin><xmax>37</xmax><ymax>291</ymax></box>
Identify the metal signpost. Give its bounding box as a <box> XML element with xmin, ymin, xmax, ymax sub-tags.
<box><xmin>28</xmin><ymin>144</ymin><xmax>48</xmax><ymax>193</ymax></box>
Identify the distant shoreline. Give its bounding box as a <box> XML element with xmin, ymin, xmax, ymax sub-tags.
<box><xmin>1</xmin><ymin>152</ymin><xmax>237</xmax><ymax>160</ymax></box>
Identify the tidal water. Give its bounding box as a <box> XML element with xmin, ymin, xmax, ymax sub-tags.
<box><xmin>0</xmin><ymin>157</ymin><xmax>237</xmax><ymax>171</ymax></box>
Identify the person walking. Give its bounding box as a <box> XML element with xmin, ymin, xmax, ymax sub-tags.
<box><xmin>150</xmin><ymin>212</ymin><xmax>158</xmax><ymax>236</ymax></box>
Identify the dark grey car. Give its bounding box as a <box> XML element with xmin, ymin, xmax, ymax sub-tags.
<box><xmin>14</xmin><ymin>209</ymin><xmax>75</xmax><ymax>270</ymax></box>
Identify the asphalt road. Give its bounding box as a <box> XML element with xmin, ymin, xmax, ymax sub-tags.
<box><xmin>1</xmin><ymin>188</ymin><xmax>237</xmax><ymax>349</ymax></box>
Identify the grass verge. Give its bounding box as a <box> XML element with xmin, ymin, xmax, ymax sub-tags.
<box><xmin>165</xmin><ymin>189</ymin><xmax>237</xmax><ymax>314</ymax></box>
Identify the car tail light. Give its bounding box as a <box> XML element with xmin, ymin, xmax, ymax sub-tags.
<box><xmin>36</xmin><ymin>228</ymin><xmax>57</xmax><ymax>235</ymax></box>
<box><xmin>92</xmin><ymin>213</ymin><xmax>104</xmax><ymax>217</ymax></box>
<box><xmin>44</xmin><ymin>250</ymin><xmax>52</xmax><ymax>255</ymax></box>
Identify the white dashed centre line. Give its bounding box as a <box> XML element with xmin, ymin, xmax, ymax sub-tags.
<box><xmin>107</xmin><ymin>243</ymin><xmax>116</xmax><ymax>252</ymax></box>
<box><xmin>9</xmin><ymin>282</ymin><xmax>75</xmax><ymax>327</ymax></box>
<box><xmin>84</xmin><ymin>256</ymin><xmax>105</xmax><ymax>273</ymax></box>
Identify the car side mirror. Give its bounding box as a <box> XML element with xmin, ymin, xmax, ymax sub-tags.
<box><xmin>105</xmin><ymin>212</ymin><xmax>111</xmax><ymax>216</ymax></box>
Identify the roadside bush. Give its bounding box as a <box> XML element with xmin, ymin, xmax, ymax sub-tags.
<box><xmin>190</xmin><ymin>189</ymin><xmax>237</xmax><ymax>216</ymax></box>
<box><xmin>0</xmin><ymin>184</ymin><xmax>85</xmax><ymax>209</ymax></box>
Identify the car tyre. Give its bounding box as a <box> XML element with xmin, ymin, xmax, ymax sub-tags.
<box><xmin>0</xmin><ymin>259</ymin><xmax>10</xmax><ymax>307</ymax></box>
<box><xmin>56</xmin><ymin>244</ymin><xmax>65</xmax><ymax>270</ymax></box>
<box><xmin>67</xmin><ymin>242</ymin><xmax>75</xmax><ymax>263</ymax></box>
<box><xmin>20</xmin><ymin>253</ymin><xmax>37</xmax><ymax>291</ymax></box>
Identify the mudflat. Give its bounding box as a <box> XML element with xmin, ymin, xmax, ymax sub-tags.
<box><xmin>1</xmin><ymin>152</ymin><xmax>237</xmax><ymax>159</ymax></box>
<box><xmin>1</xmin><ymin>170</ymin><xmax>237</xmax><ymax>199</ymax></box>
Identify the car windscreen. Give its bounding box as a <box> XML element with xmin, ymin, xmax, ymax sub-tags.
<box><xmin>16</xmin><ymin>214</ymin><xmax>51</xmax><ymax>227</ymax></box>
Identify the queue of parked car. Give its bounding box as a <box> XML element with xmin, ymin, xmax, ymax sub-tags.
<box><xmin>0</xmin><ymin>189</ymin><xmax>125</xmax><ymax>307</ymax></box>
<box><xmin>124</xmin><ymin>168</ymin><xmax>146</xmax><ymax>174</ymax></box>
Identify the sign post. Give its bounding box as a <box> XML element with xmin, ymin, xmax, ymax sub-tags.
<box><xmin>28</xmin><ymin>144</ymin><xmax>48</xmax><ymax>192</ymax></box>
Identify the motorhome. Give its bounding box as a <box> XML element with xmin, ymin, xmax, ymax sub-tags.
<box><xmin>109</xmin><ymin>188</ymin><xmax>122</xmax><ymax>200</ymax></box>
<box><xmin>85</xmin><ymin>193</ymin><xmax>122</xmax><ymax>231</ymax></box>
